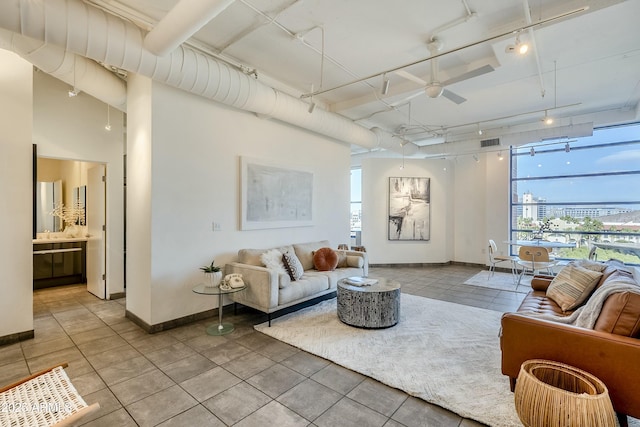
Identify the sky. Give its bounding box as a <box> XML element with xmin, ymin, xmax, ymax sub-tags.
<box><xmin>513</xmin><ymin>123</ymin><xmax>640</xmax><ymax>208</ymax></box>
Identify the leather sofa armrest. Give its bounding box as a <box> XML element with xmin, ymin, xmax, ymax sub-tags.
<box><xmin>500</xmin><ymin>312</ymin><xmax>640</xmax><ymax>418</ymax></box>
<box><xmin>530</xmin><ymin>275</ymin><xmax>554</xmax><ymax>292</ymax></box>
<box><xmin>225</xmin><ymin>262</ymin><xmax>279</xmax><ymax>311</ymax></box>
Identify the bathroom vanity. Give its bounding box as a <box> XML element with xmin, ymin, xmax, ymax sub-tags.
<box><xmin>33</xmin><ymin>237</ymin><xmax>87</xmax><ymax>289</ymax></box>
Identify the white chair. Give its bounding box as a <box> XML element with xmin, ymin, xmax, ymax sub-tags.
<box><xmin>488</xmin><ymin>239</ymin><xmax>518</xmax><ymax>281</ymax></box>
<box><xmin>516</xmin><ymin>246</ymin><xmax>557</xmax><ymax>285</ymax></box>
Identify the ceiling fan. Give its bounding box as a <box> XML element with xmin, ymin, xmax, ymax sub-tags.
<box><xmin>393</xmin><ymin>38</ymin><xmax>495</xmax><ymax>105</ymax></box>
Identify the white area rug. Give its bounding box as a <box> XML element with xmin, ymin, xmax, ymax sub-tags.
<box><xmin>463</xmin><ymin>270</ymin><xmax>532</xmax><ymax>293</ymax></box>
<box><xmin>256</xmin><ymin>294</ymin><xmax>520</xmax><ymax>427</ymax></box>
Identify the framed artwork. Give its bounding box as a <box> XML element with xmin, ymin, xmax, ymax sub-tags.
<box><xmin>240</xmin><ymin>157</ymin><xmax>314</xmax><ymax>230</ymax></box>
<box><xmin>388</xmin><ymin>177</ymin><xmax>430</xmax><ymax>241</ymax></box>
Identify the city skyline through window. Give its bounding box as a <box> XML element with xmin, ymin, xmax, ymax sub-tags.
<box><xmin>510</xmin><ymin>122</ymin><xmax>640</xmax><ymax>264</ymax></box>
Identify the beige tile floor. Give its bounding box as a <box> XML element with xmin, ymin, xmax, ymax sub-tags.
<box><xmin>0</xmin><ymin>265</ymin><xmax>526</xmax><ymax>426</ymax></box>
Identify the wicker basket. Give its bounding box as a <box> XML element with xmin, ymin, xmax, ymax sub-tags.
<box><xmin>514</xmin><ymin>359</ymin><xmax>617</xmax><ymax>427</ymax></box>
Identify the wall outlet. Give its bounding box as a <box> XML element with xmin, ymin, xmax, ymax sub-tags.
<box><xmin>212</xmin><ymin>222</ymin><xmax>221</xmax><ymax>231</ymax></box>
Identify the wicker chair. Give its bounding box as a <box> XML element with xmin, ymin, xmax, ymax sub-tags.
<box><xmin>0</xmin><ymin>363</ymin><xmax>100</xmax><ymax>426</ymax></box>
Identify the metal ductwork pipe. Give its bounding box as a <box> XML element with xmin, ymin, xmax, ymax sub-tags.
<box><xmin>0</xmin><ymin>29</ymin><xmax>127</xmax><ymax>111</ymax></box>
<box><xmin>0</xmin><ymin>0</ymin><xmax>390</xmax><ymax>150</ymax></box>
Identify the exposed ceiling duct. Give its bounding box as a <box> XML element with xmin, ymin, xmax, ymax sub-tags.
<box><xmin>0</xmin><ymin>29</ymin><xmax>127</xmax><ymax>112</ymax></box>
<box><xmin>0</xmin><ymin>0</ymin><xmax>419</xmax><ymax>154</ymax></box>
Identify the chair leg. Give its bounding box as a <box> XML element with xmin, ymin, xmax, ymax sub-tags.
<box><xmin>509</xmin><ymin>377</ymin><xmax>517</xmax><ymax>392</ymax></box>
<box><xmin>617</xmin><ymin>412</ymin><xmax>628</xmax><ymax>427</ymax></box>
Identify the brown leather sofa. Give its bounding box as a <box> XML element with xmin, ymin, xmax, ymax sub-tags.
<box><xmin>500</xmin><ymin>260</ymin><xmax>640</xmax><ymax>424</ymax></box>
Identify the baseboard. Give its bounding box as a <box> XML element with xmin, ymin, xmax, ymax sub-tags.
<box><xmin>109</xmin><ymin>291</ymin><xmax>126</xmax><ymax>300</ymax></box>
<box><xmin>0</xmin><ymin>329</ymin><xmax>34</xmax><ymax>346</ymax></box>
<box><xmin>125</xmin><ymin>306</ymin><xmax>219</xmax><ymax>334</ymax></box>
<box><xmin>369</xmin><ymin>261</ymin><xmax>491</xmax><ymax>270</ymax></box>
<box><xmin>370</xmin><ymin>262</ymin><xmax>453</xmax><ymax>268</ymax></box>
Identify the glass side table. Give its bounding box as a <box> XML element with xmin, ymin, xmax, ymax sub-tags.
<box><xmin>192</xmin><ymin>283</ymin><xmax>246</xmax><ymax>336</ymax></box>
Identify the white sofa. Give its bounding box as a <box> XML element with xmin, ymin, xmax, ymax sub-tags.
<box><xmin>225</xmin><ymin>240</ymin><xmax>368</xmax><ymax>325</ymax></box>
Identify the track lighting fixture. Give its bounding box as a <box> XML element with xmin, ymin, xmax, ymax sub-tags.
<box><xmin>473</xmin><ymin>154</ymin><xmax>479</xmax><ymax>163</ymax></box>
<box><xmin>565</xmin><ymin>142</ymin><xmax>570</xmax><ymax>152</ymax></box>
<box><xmin>530</xmin><ymin>147</ymin><xmax>535</xmax><ymax>156</ymax></box>
<box><xmin>542</xmin><ymin>110</ymin><xmax>553</xmax><ymax>125</ymax></box>
<box><xmin>477</xmin><ymin>123</ymin><xmax>483</xmax><ymax>135</ymax></box>
<box><xmin>105</xmin><ymin>104</ymin><xmax>112</xmax><ymax>131</ymax></box>
<box><xmin>307</xmin><ymin>101</ymin><xmax>316</xmax><ymax>113</ymax></box>
<box><xmin>505</xmin><ymin>34</ymin><xmax>529</xmax><ymax>55</ymax></box>
<box><xmin>307</xmin><ymin>83</ymin><xmax>316</xmax><ymax>114</ymax></box>
<box><xmin>68</xmin><ymin>56</ymin><xmax>78</xmax><ymax>97</ymax></box>
<box><xmin>497</xmin><ymin>151</ymin><xmax>503</xmax><ymax>160</ymax></box>
<box><xmin>381</xmin><ymin>74</ymin><xmax>390</xmax><ymax>95</ymax></box>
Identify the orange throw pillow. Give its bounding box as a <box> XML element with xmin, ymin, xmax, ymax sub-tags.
<box><xmin>313</xmin><ymin>247</ymin><xmax>339</xmax><ymax>271</ymax></box>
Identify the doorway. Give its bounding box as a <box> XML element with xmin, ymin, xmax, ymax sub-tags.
<box><xmin>35</xmin><ymin>157</ymin><xmax>107</xmax><ymax>298</ymax></box>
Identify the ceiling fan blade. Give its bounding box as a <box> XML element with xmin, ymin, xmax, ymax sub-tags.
<box><xmin>442</xmin><ymin>64</ymin><xmax>495</xmax><ymax>86</ymax></box>
<box><xmin>389</xmin><ymin>90</ymin><xmax>423</xmax><ymax>107</ymax></box>
<box><xmin>442</xmin><ymin>89</ymin><xmax>467</xmax><ymax>104</ymax></box>
<box><xmin>394</xmin><ymin>69</ymin><xmax>427</xmax><ymax>86</ymax></box>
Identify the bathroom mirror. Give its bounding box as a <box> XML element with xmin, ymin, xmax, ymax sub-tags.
<box><xmin>36</xmin><ymin>180</ymin><xmax>63</xmax><ymax>233</ymax></box>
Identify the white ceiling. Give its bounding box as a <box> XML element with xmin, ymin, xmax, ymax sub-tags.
<box><xmin>87</xmin><ymin>0</ymin><xmax>640</xmax><ymax>154</ymax></box>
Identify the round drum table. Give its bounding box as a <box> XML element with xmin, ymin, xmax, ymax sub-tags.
<box><xmin>337</xmin><ymin>277</ymin><xmax>401</xmax><ymax>328</ymax></box>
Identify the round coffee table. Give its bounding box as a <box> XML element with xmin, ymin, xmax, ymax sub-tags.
<box><xmin>337</xmin><ymin>277</ymin><xmax>401</xmax><ymax>328</ymax></box>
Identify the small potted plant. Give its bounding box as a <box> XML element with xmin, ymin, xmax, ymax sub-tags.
<box><xmin>200</xmin><ymin>259</ymin><xmax>222</xmax><ymax>288</ymax></box>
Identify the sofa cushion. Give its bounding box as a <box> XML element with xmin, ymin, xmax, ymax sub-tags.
<box><xmin>336</xmin><ymin>250</ymin><xmax>348</xmax><ymax>268</ymax></box>
<box><xmin>594</xmin><ymin>291</ymin><xmax>640</xmax><ymax>337</ymax></box>
<box><xmin>546</xmin><ymin>265</ymin><xmax>603</xmax><ymax>312</ymax></box>
<box><xmin>313</xmin><ymin>247</ymin><xmax>338</xmax><ymax>271</ymax></box>
<box><xmin>517</xmin><ymin>290</ymin><xmax>566</xmax><ymax>316</ymax></box>
<box><xmin>293</xmin><ymin>240</ymin><xmax>331</xmax><ymax>270</ymax></box>
<box><xmin>239</xmin><ymin>248</ymin><xmax>268</xmax><ymax>266</ymax></box>
<box><xmin>278</xmin><ymin>274</ymin><xmax>329</xmax><ymax>305</ymax></box>
<box><xmin>282</xmin><ymin>251</ymin><xmax>304</xmax><ymax>281</ymax></box>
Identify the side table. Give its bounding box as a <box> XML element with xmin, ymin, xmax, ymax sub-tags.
<box><xmin>192</xmin><ymin>283</ymin><xmax>246</xmax><ymax>336</ymax></box>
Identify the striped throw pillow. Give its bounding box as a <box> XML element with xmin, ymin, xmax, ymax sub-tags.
<box><xmin>547</xmin><ymin>265</ymin><xmax>603</xmax><ymax>312</ymax></box>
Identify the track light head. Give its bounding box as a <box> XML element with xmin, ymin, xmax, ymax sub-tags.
<box><xmin>530</xmin><ymin>147</ymin><xmax>535</xmax><ymax>156</ymax></box>
<box><xmin>497</xmin><ymin>151</ymin><xmax>503</xmax><ymax>160</ymax></box>
<box><xmin>104</xmin><ymin>124</ymin><xmax>111</xmax><ymax>131</ymax></box>
<box><xmin>307</xmin><ymin>101</ymin><xmax>316</xmax><ymax>114</ymax></box>
<box><xmin>68</xmin><ymin>88</ymin><xmax>79</xmax><ymax>97</ymax></box>
<box><xmin>565</xmin><ymin>142</ymin><xmax>570</xmax><ymax>152</ymax></box>
<box><xmin>381</xmin><ymin>76</ymin><xmax>390</xmax><ymax>95</ymax></box>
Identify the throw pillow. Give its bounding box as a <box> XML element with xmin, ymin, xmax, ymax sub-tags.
<box><xmin>346</xmin><ymin>255</ymin><xmax>364</xmax><ymax>268</ymax></box>
<box><xmin>547</xmin><ymin>265</ymin><xmax>603</xmax><ymax>312</ymax></box>
<box><xmin>313</xmin><ymin>247</ymin><xmax>339</xmax><ymax>271</ymax></box>
<box><xmin>282</xmin><ymin>251</ymin><xmax>304</xmax><ymax>281</ymax></box>
<box><xmin>336</xmin><ymin>250</ymin><xmax>348</xmax><ymax>268</ymax></box>
<box><xmin>260</xmin><ymin>249</ymin><xmax>286</xmax><ymax>274</ymax></box>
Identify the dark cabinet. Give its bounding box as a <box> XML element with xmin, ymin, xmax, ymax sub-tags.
<box><xmin>33</xmin><ymin>241</ymin><xmax>86</xmax><ymax>289</ymax></box>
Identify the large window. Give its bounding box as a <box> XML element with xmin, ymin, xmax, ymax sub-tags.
<box><xmin>350</xmin><ymin>168</ymin><xmax>362</xmax><ymax>244</ymax></box>
<box><xmin>510</xmin><ymin>123</ymin><xmax>640</xmax><ymax>264</ymax></box>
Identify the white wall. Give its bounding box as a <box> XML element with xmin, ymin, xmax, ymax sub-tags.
<box><xmin>361</xmin><ymin>157</ymin><xmax>455</xmax><ymax>264</ymax></box>
<box><xmin>126</xmin><ymin>77</ymin><xmax>352</xmax><ymax>326</ymax></box>
<box><xmin>33</xmin><ymin>71</ymin><xmax>126</xmax><ymax>298</ymax></box>
<box><xmin>361</xmin><ymin>151</ymin><xmax>510</xmax><ymax>266</ymax></box>
<box><xmin>0</xmin><ymin>50</ymin><xmax>33</xmax><ymax>338</ymax></box>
